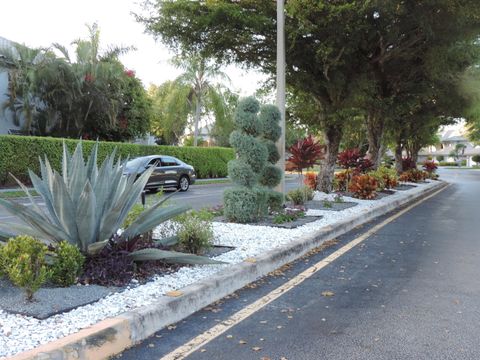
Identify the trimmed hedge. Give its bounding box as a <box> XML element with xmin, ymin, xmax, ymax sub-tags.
<box><xmin>0</xmin><ymin>135</ymin><xmax>235</xmax><ymax>186</ymax></box>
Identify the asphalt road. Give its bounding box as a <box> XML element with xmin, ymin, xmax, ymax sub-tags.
<box><xmin>117</xmin><ymin>169</ymin><xmax>480</xmax><ymax>360</ymax></box>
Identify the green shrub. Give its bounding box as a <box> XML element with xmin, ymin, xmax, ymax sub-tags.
<box><xmin>50</xmin><ymin>241</ymin><xmax>85</xmax><ymax>287</ymax></box>
<box><xmin>368</xmin><ymin>166</ymin><xmax>398</xmax><ymax>191</ymax></box>
<box><xmin>0</xmin><ymin>235</ymin><xmax>50</xmax><ymax>301</ymax></box>
<box><xmin>224</xmin><ymin>187</ymin><xmax>259</xmax><ymax>223</ymax></box>
<box><xmin>224</xmin><ymin>97</ymin><xmax>283</xmax><ymax>222</ymax></box>
<box><xmin>0</xmin><ymin>135</ymin><xmax>235</xmax><ymax>185</ymax></box>
<box><xmin>266</xmin><ymin>190</ymin><xmax>284</xmax><ymax>211</ymax></box>
<box><xmin>176</xmin><ymin>212</ymin><xmax>214</xmax><ymax>255</ymax></box>
<box><xmin>287</xmin><ymin>186</ymin><xmax>313</xmax><ymax>205</ymax></box>
<box><xmin>438</xmin><ymin>160</ymin><xmax>467</xmax><ymax>166</ymax></box>
<box><xmin>472</xmin><ymin>155</ymin><xmax>480</xmax><ymax>164</ymax></box>
<box><xmin>436</xmin><ymin>155</ymin><xmax>445</xmax><ymax>162</ymax></box>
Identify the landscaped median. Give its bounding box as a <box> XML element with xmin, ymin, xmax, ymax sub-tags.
<box><xmin>0</xmin><ymin>179</ymin><xmax>447</xmax><ymax>360</ymax></box>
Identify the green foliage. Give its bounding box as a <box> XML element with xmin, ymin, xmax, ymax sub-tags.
<box><xmin>0</xmin><ymin>236</ymin><xmax>50</xmax><ymax>301</ymax></box>
<box><xmin>50</xmin><ymin>241</ymin><xmax>85</xmax><ymax>287</ymax></box>
<box><xmin>233</xmin><ymin>97</ymin><xmax>261</xmax><ymax>136</ymax></box>
<box><xmin>123</xmin><ymin>204</ymin><xmax>146</xmax><ymax>229</ymax></box>
<box><xmin>224</xmin><ymin>187</ymin><xmax>259</xmax><ymax>223</ymax></box>
<box><xmin>287</xmin><ymin>186</ymin><xmax>314</xmax><ymax>206</ymax></box>
<box><xmin>273</xmin><ymin>210</ymin><xmax>305</xmax><ymax>224</ymax></box>
<box><xmin>228</xmin><ymin>159</ymin><xmax>256</xmax><ymax>187</ymax></box>
<box><xmin>176</xmin><ymin>211</ymin><xmax>214</xmax><ymax>255</ymax></box>
<box><xmin>259</xmin><ymin>164</ymin><xmax>282</xmax><ymax>188</ymax></box>
<box><xmin>259</xmin><ymin>105</ymin><xmax>282</xmax><ymax>142</ymax></box>
<box><xmin>266</xmin><ymin>191</ymin><xmax>284</xmax><ymax>211</ymax></box>
<box><xmin>436</xmin><ymin>155</ymin><xmax>445</xmax><ymax>162</ymax></box>
<box><xmin>322</xmin><ymin>200</ymin><xmax>333</xmax><ymax>209</ymax></box>
<box><xmin>348</xmin><ymin>174</ymin><xmax>378</xmax><ymax>200</ymax></box>
<box><xmin>368</xmin><ymin>166</ymin><xmax>399</xmax><ymax>191</ymax></box>
<box><xmin>262</xmin><ymin>139</ymin><xmax>280</xmax><ymax>164</ymax></box>
<box><xmin>229</xmin><ymin>131</ymin><xmax>268</xmax><ymax>173</ymax></box>
<box><xmin>224</xmin><ymin>97</ymin><xmax>283</xmax><ymax>222</ymax></box>
<box><xmin>472</xmin><ymin>155</ymin><xmax>480</xmax><ymax>164</ymax></box>
<box><xmin>0</xmin><ymin>135</ymin><xmax>235</xmax><ymax>185</ymax></box>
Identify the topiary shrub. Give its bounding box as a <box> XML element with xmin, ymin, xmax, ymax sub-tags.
<box><xmin>224</xmin><ymin>97</ymin><xmax>283</xmax><ymax>222</ymax></box>
<box><xmin>50</xmin><ymin>241</ymin><xmax>85</xmax><ymax>287</ymax></box>
<box><xmin>0</xmin><ymin>235</ymin><xmax>51</xmax><ymax>301</ymax></box>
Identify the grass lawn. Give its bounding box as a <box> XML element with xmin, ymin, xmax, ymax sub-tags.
<box><xmin>0</xmin><ymin>190</ymin><xmax>38</xmax><ymax>199</ymax></box>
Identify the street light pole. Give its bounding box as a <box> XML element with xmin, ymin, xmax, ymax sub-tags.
<box><xmin>276</xmin><ymin>0</ymin><xmax>286</xmax><ymax>194</ymax></box>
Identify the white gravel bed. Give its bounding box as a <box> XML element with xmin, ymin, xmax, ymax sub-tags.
<box><xmin>0</xmin><ymin>181</ymin><xmax>434</xmax><ymax>358</ymax></box>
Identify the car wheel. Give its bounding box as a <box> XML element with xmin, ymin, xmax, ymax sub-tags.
<box><xmin>178</xmin><ymin>176</ymin><xmax>190</xmax><ymax>192</ymax></box>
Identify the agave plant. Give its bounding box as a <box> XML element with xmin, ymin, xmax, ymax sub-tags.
<box><xmin>0</xmin><ymin>141</ymin><xmax>224</xmax><ymax>265</ymax></box>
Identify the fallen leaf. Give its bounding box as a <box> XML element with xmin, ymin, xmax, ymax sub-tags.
<box><xmin>260</xmin><ymin>357</ymin><xmax>271</xmax><ymax>360</ymax></box>
<box><xmin>226</xmin><ymin>335</ymin><xmax>233</xmax><ymax>339</ymax></box>
<box><xmin>239</xmin><ymin>340</ymin><xmax>247</xmax><ymax>345</ymax></box>
<box><xmin>200</xmin><ymin>349</ymin><xmax>207</xmax><ymax>353</ymax></box>
<box><xmin>167</xmin><ymin>325</ymin><xmax>177</xmax><ymax>330</ymax></box>
<box><xmin>148</xmin><ymin>344</ymin><xmax>155</xmax><ymax>348</ymax></box>
<box><xmin>276</xmin><ymin>325</ymin><xmax>283</xmax><ymax>329</ymax></box>
<box><xmin>259</xmin><ymin>320</ymin><xmax>268</xmax><ymax>324</ymax></box>
<box><xmin>252</xmin><ymin>347</ymin><xmax>262</xmax><ymax>352</ymax></box>
<box><xmin>321</xmin><ymin>291</ymin><xmax>335</xmax><ymax>297</ymax></box>
<box><xmin>245</xmin><ymin>258</ymin><xmax>257</xmax><ymax>263</ymax></box>
<box><xmin>166</xmin><ymin>290</ymin><xmax>183</xmax><ymax>297</ymax></box>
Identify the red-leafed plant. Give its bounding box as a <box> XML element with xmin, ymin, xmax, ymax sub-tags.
<box><xmin>337</xmin><ymin>148</ymin><xmax>373</xmax><ymax>174</ymax></box>
<box><xmin>334</xmin><ymin>170</ymin><xmax>352</xmax><ymax>192</ymax></box>
<box><xmin>399</xmin><ymin>169</ymin><xmax>427</xmax><ymax>183</ymax></box>
<box><xmin>337</xmin><ymin>148</ymin><xmax>361</xmax><ymax>169</ymax></box>
<box><xmin>348</xmin><ymin>174</ymin><xmax>378</xmax><ymax>200</ymax></box>
<box><xmin>423</xmin><ymin>160</ymin><xmax>438</xmax><ymax>173</ymax></box>
<box><xmin>402</xmin><ymin>157</ymin><xmax>417</xmax><ymax>171</ymax></box>
<box><xmin>304</xmin><ymin>172</ymin><xmax>318</xmax><ymax>190</ymax></box>
<box><xmin>287</xmin><ymin>135</ymin><xmax>325</xmax><ymax>173</ymax></box>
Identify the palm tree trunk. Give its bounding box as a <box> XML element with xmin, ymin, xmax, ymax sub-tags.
<box><xmin>193</xmin><ymin>97</ymin><xmax>201</xmax><ymax>146</ymax></box>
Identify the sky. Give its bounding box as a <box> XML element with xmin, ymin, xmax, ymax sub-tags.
<box><xmin>0</xmin><ymin>0</ymin><xmax>266</xmax><ymax>95</ymax></box>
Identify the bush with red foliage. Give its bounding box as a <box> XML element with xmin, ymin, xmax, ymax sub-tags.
<box><xmin>287</xmin><ymin>135</ymin><xmax>325</xmax><ymax>173</ymax></box>
<box><xmin>333</xmin><ymin>170</ymin><xmax>352</xmax><ymax>192</ymax></box>
<box><xmin>348</xmin><ymin>174</ymin><xmax>378</xmax><ymax>200</ymax></box>
<box><xmin>402</xmin><ymin>157</ymin><xmax>417</xmax><ymax>171</ymax></box>
<box><xmin>399</xmin><ymin>169</ymin><xmax>427</xmax><ymax>183</ymax></box>
<box><xmin>423</xmin><ymin>160</ymin><xmax>438</xmax><ymax>173</ymax></box>
<box><xmin>337</xmin><ymin>148</ymin><xmax>374</xmax><ymax>174</ymax></box>
<box><xmin>303</xmin><ymin>172</ymin><xmax>318</xmax><ymax>190</ymax></box>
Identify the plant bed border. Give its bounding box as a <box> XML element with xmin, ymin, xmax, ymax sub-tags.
<box><xmin>7</xmin><ymin>180</ymin><xmax>448</xmax><ymax>360</ymax></box>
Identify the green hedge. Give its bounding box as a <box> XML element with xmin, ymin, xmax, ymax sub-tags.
<box><xmin>0</xmin><ymin>135</ymin><xmax>235</xmax><ymax>186</ymax></box>
<box><xmin>438</xmin><ymin>160</ymin><xmax>467</xmax><ymax>167</ymax></box>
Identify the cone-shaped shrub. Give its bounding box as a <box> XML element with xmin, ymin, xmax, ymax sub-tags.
<box><xmin>224</xmin><ymin>97</ymin><xmax>283</xmax><ymax>222</ymax></box>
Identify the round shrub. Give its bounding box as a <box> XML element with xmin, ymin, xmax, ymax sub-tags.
<box><xmin>259</xmin><ymin>164</ymin><xmax>282</xmax><ymax>188</ymax></box>
<box><xmin>50</xmin><ymin>241</ymin><xmax>85</xmax><ymax>287</ymax></box>
<box><xmin>348</xmin><ymin>174</ymin><xmax>378</xmax><ymax>199</ymax></box>
<box><xmin>229</xmin><ymin>131</ymin><xmax>268</xmax><ymax>173</ymax></box>
<box><xmin>266</xmin><ymin>190</ymin><xmax>284</xmax><ymax>211</ymax></box>
<box><xmin>472</xmin><ymin>154</ymin><xmax>480</xmax><ymax>164</ymax></box>
<box><xmin>259</xmin><ymin>104</ymin><xmax>282</xmax><ymax>142</ymax></box>
<box><xmin>0</xmin><ymin>235</ymin><xmax>50</xmax><ymax>301</ymax></box>
<box><xmin>224</xmin><ymin>187</ymin><xmax>259</xmax><ymax>223</ymax></box>
<box><xmin>228</xmin><ymin>159</ymin><xmax>256</xmax><ymax>187</ymax></box>
<box><xmin>234</xmin><ymin>97</ymin><xmax>261</xmax><ymax>136</ymax></box>
<box><xmin>262</xmin><ymin>139</ymin><xmax>280</xmax><ymax>164</ymax></box>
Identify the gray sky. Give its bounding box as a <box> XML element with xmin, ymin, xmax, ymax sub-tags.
<box><xmin>0</xmin><ymin>0</ymin><xmax>265</xmax><ymax>94</ymax></box>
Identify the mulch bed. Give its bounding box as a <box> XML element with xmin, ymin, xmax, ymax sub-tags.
<box><xmin>305</xmin><ymin>200</ymin><xmax>358</xmax><ymax>211</ymax></box>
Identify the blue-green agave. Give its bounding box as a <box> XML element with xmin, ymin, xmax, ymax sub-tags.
<box><xmin>0</xmin><ymin>142</ymin><xmax>224</xmax><ymax>265</ymax></box>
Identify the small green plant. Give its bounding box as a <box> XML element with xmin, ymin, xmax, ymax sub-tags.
<box><xmin>176</xmin><ymin>212</ymin><xmax>214</xmax><ymax>255</ymax></box>
<box><xmin>287</xmin><ymin>186</ymin><xmax>313</xmax><ymax>206</ymax></box>
<box><xmin>322</xmin><ymin>200</ymin><xmax>333</xmax><ymax>208</ymax></box>
<box><xmin>273</xmin><ymin>210</ymin><xmax>305</xmax><ymax>224</ymax></box>
<box><xmin>0</xmin><ymin>235</ymin><xmax>50</xmax><ymax>301</ymax></box>
<box><xmin>122</xmin><ymin>204</ymin><xmax>146</xmax><ymax>229</ymax></box>
<box><xmin>50</xmin><ymin>241</ymin><xmax>85</xmax><ymax>287</ymax></box>
<box><xmin>333</xmin><ymin>194</ymin><xmax>344</xmax><ymax>203</ymax></box>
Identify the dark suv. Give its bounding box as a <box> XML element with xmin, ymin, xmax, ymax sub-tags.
<box><xmin>124</xmin><ymin>155</ymin><xmax>196</xmax><ymax>192</ymax></box>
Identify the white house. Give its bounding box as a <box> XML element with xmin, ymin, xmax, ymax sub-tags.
<box><xmin>418</xmin><ymin>121</ymin><xmax>480</xmax><ymax>167</ymax></box>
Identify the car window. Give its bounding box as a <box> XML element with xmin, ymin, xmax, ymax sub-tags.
<box><xmin>161</xmin><ymin>156</ymin><xmax>180</xmax><ymax>166</ymax></box>
<box><xmin>125</xmin><ymin>157</ymin><xmax>147</xmax><ymax>171</ymax></box>
<box><xmin>148</xmin><ymin>158</ymin><xmax>161</xmax><ymax>167</ymax></box>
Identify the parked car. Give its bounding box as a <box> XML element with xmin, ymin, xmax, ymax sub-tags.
<box><xmin>124</xmin><ymin>155</ymin><xmax>196</xmax><ymax>192</ymax></box>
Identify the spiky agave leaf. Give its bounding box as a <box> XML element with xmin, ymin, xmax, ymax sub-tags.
<box><xmin>129</xmin><ymin>248</ymin><xmax>226</xmax><ymax>265</ymax></box>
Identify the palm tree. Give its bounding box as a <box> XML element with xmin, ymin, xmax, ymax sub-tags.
<box><xmin>0</xmin><ymin>44</ymin><xmax>46</xmax><ymax>132</ymax></box>
<box><xmin>172</xmin><ymin>54</ymin><xmax>230</xmax><ymax>146</ymax></box>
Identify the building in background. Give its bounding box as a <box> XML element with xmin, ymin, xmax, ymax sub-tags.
<box><xmin>419</xmin><ymin>121</ymin><xmax>480</xmax><ymax>167</ymax></box>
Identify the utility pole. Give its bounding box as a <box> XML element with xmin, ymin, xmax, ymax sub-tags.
<box><xmin>276</xmin><ymin>0</ymin><xmax>286</xmax><ymax>194</ymax></box>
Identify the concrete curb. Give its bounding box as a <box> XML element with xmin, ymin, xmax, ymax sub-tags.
<box><xmin>8</xmin><ymin>181</ymin><xmax>448</xmax><ymax>360</ymax></box>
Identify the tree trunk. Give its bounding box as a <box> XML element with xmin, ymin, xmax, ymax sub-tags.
<box><xmin>366</xmin><ymin>110</ymin><xmax>385</xmax><ymax>169</ymax></box>
<box><xmin>317</xmin><ymin>124</ymin><xmax>343</xmax><ymax>193</ymax></box>
<box><xmin>394</xmin><ymin>140</ymin><xmax>403</xmax><ymax>174</ymax></box>
<box><xmin>193</xmin><ymin>97</ymin><xmax>201</xmax><ymax>147</ymax></box>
